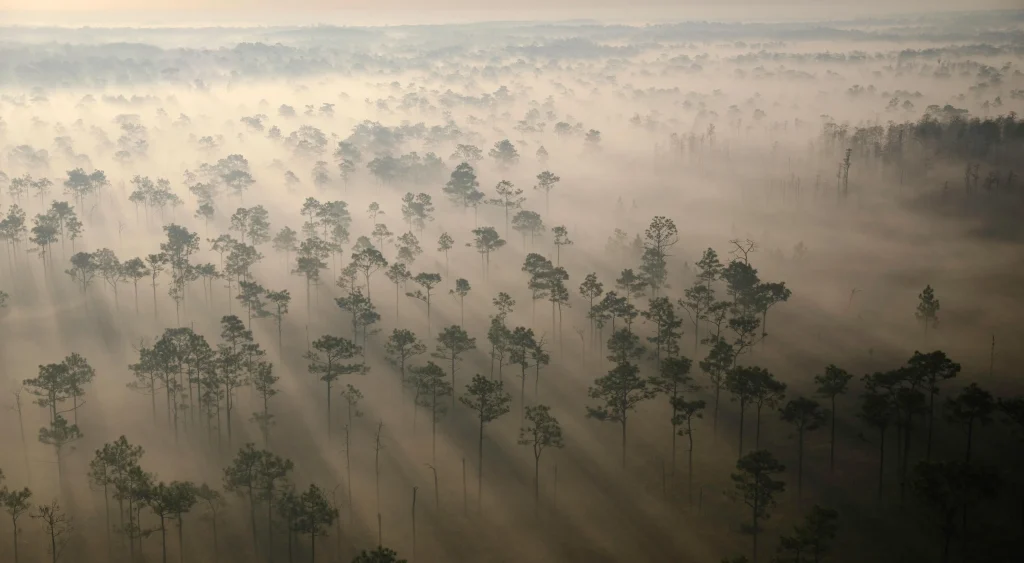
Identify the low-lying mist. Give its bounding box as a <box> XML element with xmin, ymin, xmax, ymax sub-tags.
<box><xmin>1</xmin><ymin>10</ymin><xmax>1023</xmax><ymax>563</ymax></box>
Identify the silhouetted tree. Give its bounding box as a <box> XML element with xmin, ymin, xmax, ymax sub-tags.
<box><xmin>725</xmin><ymin>366</ymin><xmax>760</xmax><ymax>456</ymax></box>
<box><xmin>273</xmin><ymin>227</ymin><xmax>299</xmax><ymax>264</ymax></box>
<box><xmin>38</xmin><ymin>415</ymin><xmax>82</xmax><ymax>486</ymax></box>
<box><xmin>335</xmin><ymin>288</ymin><xmax>379</xmax><ymax>346</ymax></box>
<box><xmin>256</xmin><ymin>451</ymin><xmax>294</xmax><ymax>560</ymax></box>
<box><xmin>642</xmin><ymin>297</ymin><xmax>684</xmax><ymax>365</ymax></box>
<box><xmin>122</xmin><ymin>257</ymin><xmax>150</xmax><ymax>314</ymax></box>
<box><xmin>774</xmin><ymin>505</ymin><xmax>839</xmax><ymax>563</ymax></box>
<box><xmin>264</xmin><ymin>290</ymin><xmax>291</xmax><ymax>354</ymax></box>
<box><xmin>752</xmin><ymin>282</ymin><xmax>791</xmax><ymax>343</ymax></box>
<box><xmin>511</xmin><ymin>210</ymin><xmax>545</xmax><ymax>247</ymax></box>
<box><xmin>944</xmin><ymin>383</ymin><xmax>995</xmax><ymax>464</ymax></box>
<box><xmin>650</xmin><ymin>356</ymin><xmax>695</xmax><ymax>475</ymax></box>
<box><xmin>384</xmin><ymin>262</ymin><xmax>412</xmax><ymax>321</ymax></box>
<box><xmin>639</xmin><ymin>216</ymin><xmax>678</xmax><ymax>296</ymax></box>
<box><xmin>395</xmin><ymin>232</ymin><xmax>422</xmax><ymax>264</ymax></box>
<box><xmin>434</xmin><ymin>325</ymin><xmax>477</xmax><ymax>406</ymax></box>
<box><xmin>615</xmin><ymin>268</ymin><xmax>648</xmax><ymax>305</ymax></box>
<box><xmin>295</xmin><ymin>238</ymin><xmax>329</xmax><ymax>315</ymax></box>
<box><xmin>489</xmin><ymin>139</ymin><xmax>519</xmax><ymax>168</ymax></box>
<box><xmin>780</xmin><ymin>397</ymin><xmax>827</xmax><ymax>500</ymax></box>
<box><xmin>534</xmin><ymin>170</ymin><xmax>560</xmax><ymax>214</ymax></box>
<box><xmin>518</xmin><ymin>404</ymin><xmax>564</xmax><ymax>509</ymax></box>
<box><xmin>410</xmin><ymin>362</ymin><xmax>452</xmax><ymax>464</ymax></box>
<box><xmin>251</xmin><ymin>361</ymin><xmax>279</xmax><ymax>447</ymax></box>
<box><xmin>579</xmin><ymin>273</ymin><xmax>604</xmax><ymax>347</ymax></box>
<box><xmin>916</xmin><ymin>285</ymin><xmax>940</xmax><ymax>345</ymax></box>
<box><xmin>148</xmin><ymin>481</ymin><xmax>198</xmax><ymax>563</ymax></box>
<box><xmin>305</xmin><ymin>336</ymin><xmax>364</xmax><ymax>435</ymax></box>
<box><xmin>471</xmin><ymin>226</ymin><xmax>505</xmax><ymax>278</ymax></box>
<box><xmin>350</xmin><ymin>248</ymin><xmax>387</xmax><ymax>301</ymax></box>
<box><xmin>908</xmin><ymin>350</ymin><xmax>960</xmax><ymax>460</ymax></box>
<box><xmin>671</xmin><ymin>396</ymin><xmax>706</xmax><ymax>504</ymax></box>
<box><xmin>587</xmin><ymin>361</ymin><xmax>656</xmax><ymax>468</ymax></box>
<box><xmin>65</xmin><ymin>251</ymin><xmax>98</xmax><ymax>295</ymax></box>
<box><xmin>731</xmin><ymin>450</ymin><xmax>786</xmax><ymax>563</ymax></box>
<box><xmin>407</xmin><ymin>272</ymin><xmax>442</xmax><ymax>333</ymax></box>
<box><xmin>911</xmin><ymin>461</ymin><xmax>999</xmax><ymax>563</ymax></box>
<box><xmin>384</xmin><ymin>329</ymin><xmax>426</xmax><ymax>388</ymax></box>
<box><xmin>488</xmin><ymin>181</ymin><xmax>525</xmax><ymax>237</ymax></box>
<box><xmin>450</xmin><ymin>278</ymin><xmax>471</xmax><ymax>326</ymax></box>
<box><xmin>460</xmin><ymin>374</ymin><xmax>512</xmax><ymax>510</ymax></box>
<box><xmin>814</xmin><ymin>365</ymin><xmax>853</xmax><ymax>472</ymax></box>
<box><xmin>352</xmin><ymin>546</ymin><xmax>407</xmax><ymax>563</ymax></box>
<box><xmin>507</xmin><ymin>326</ymin><xmax>538</xmax><ymax>416</ymax></box>
<box><xmin>195</xmin><ymin>484</ymin><xmax>224</xmax><ymax>559</ymax></box>
<box><xmin>294</xmin><ymin>484</ymin><xmax>339</xmax><ymax>563</ymax></box>
<box><xmin>750</xmin><ymin>368</ymin><xmax>787</xmax><ymax>449</ymax></box>
<box><xmin>443</xmin><ymin>163</ymin><xmax>484</xmax><ymax>212</ymax></box>
<box><xmin>1</xmin><ymin>483</ymin><xmax>32</xmax><ymax>563</ymax></box>
<box><xmin>859</xmin><ymin>386</ymin><xmax>895</xmax><ymax>497</ymax></box>
<box><xmin>224</xmin><ymin>443</ymin><xmax>264</xmax><ymax>547</ymax></box>
<box><xmin>400</xmin><ymin>192</ymin><xmax>434</xmax><ymax>234</ymax></box>
<box><xmin>437</xmin><ymin>232</ymin><xmax>454</xmax><ymax>277</ymax></box>
<box><xmin>33</xmin><ymin>500</ymin><xmax>73</xmax><ymax>563</ymax></box>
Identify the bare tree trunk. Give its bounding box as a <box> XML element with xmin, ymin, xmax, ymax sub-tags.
<box><xmin>829</xmin><ymin>395</ymin><xmax>837</xmax><ymax>471</ymax></box>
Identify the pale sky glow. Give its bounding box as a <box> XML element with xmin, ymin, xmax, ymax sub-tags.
<box><xmin>1</xmin><ymin>0</ymin><xmax>1014</xmax><ymax>15</ymax></box>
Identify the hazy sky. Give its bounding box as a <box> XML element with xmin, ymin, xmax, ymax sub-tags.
<box><xmin>0</xmin><ymin>0</ymin><xmax>1017</xmax><ymax>27</ymax></box>
<box><xmin>2</xmin><ymin>0</ymin><xmax>1016</xmax><ymax>13</ymax></box>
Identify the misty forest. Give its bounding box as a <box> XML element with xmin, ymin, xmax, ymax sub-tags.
<box><xmin>1</xmin><ymin>10</ymin><xmax>1024</xmax><ymax>563</ymax></box>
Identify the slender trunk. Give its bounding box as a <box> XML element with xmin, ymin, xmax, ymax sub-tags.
<box><xmin>900</xmin><ymin>417</ymin><xmax>913</xmax><ymax>501</ymax></box>
<box><xmin>533</xmin><ymin>453</ymin><xmax>541</xmax><ymax>511</ymax></box>
<box><xmin>103</xmin><ymin>484</ymin><xmax>111</xmax><ymax>557</ymax></box>
<box><xmin>829</xmin><ymin>395</ymin><xmax>837</xmax><ymax>471</ymax></box>
<box><xmin>941</xmin><ymin>523</ymin><xmax>951</xmax><ymax>563</ymax></box>
<box><xmin>965</xmin><ymin>420</ymin><xmax>974</xmax><ymax>464</ymax></box>
<box><xmin>477</xmin><ymin>417</ymin><xmax>484</xmax><ymax>512</ymax></box>
<box><xmin>738</xmin><ymin>403</ymin><xmax>746</xmax><ymax>457</ymax></box>
<box><xmin>211</xmin><ymin>509</ymin><xmax>219</xmax><ymax>562</ymax></box>
<box><xmin>878</xmin><ymin>428</ymin><xmax>886</xmax><ymax>498</ymax></box>
<box><xmin>160</xmin><ymin>516</ymin><xmax>167</xmax><ymax>563</ymax></box>
<box><xmin>12</xmin><ymin>515</ymin><xmax>19</xmax><ymax>563</ymax></box>
<box><xmin>687</xmin><ymin>430</ymin><xmax>695</xmax><ymax>505</ymax></box>
<box><xmin>752</xmin><ymin>505</ymin><xmax>759</xmax><ymax>563</ymax></box>
<box><xmin>925</xmin><ymin>388</ymin><xmax>937</xmax><ymax>461</ymax></box>
<box><xmin>713</xmin><ymin>386</ymin><xmax>721</xmax><ymax>439</ymax></box>
<box><xmin>431</xmin><ymin>391</ymin><xmax>438</xmax><ymax>465</ymax></box>
<box><xmin>267</xmin><ymin>494</ymin><xmax>274</xmax><ymax>563</ymax></box>
<box><xmin>797</xmin><ymin>428</ymin><xmax>804</xmax><ymax>501</ymax></box>
<box><xmin>412</xmin><ymin>487</ymin><xmax>417</xmax><ymax>562</ymax></box>
<box><xmin>755</xmin><ymin>405</ymin><xmax>763</xmax><ymax>448</ymax></box>
<box><xmin>249</xmin><ymin>489</ymin><xmax>257</xmax><ymax>549</ymax></box>
<box><xmin>621</xmin><ymin>417</ymin><xmax>627</xmax><ymax>469</ymax></box>
<box><xmin>178</xmin><ymin>516</ymin><xmax>184</xmax><ymax>563</ymax></box>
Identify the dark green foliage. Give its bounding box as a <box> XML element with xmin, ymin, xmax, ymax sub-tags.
<box><xmin>780</xmin><ymin>397</ymin><xmax>827</xmax><ymax>498</ymax></box>
<box><xmin>815</xmin><ymin>365</ymin><xmax>853</xmax><ymax>471</ymax></box>
<box><xmin>774</xmin><ymin>505</ymin><xmax>839</xmax><ymax>563</ymax></box>
<box><xmin>518</xmin><ymin>404</ymin><xmax>565</xmax><ymax>506</ymax></box>
<box><xmin>352</xmin><ymin>546</ymin><xmax>407</xmax><ymax>563</ymax></box>
<box><xmin>731</xmin><ymin>450</ymin><xmax>786</xmax><ymax>563</ymax></box>
<box><xmin>587</xmin><ymin>361</ymin><xmax>656</xmax><ymax>468</ymax></box>
<box><xmin>911</xmin><ymin>461</ymin><xmax>1000</xmax><ymax>563</ymax></box>
<box><xmin>944</xmin><ymin>383</ymin><xmax>995</xmax><ymax>463</ymax></box>
<box><xmin>460</xmin><ymin>374</ymin><xmax>512</xmax><ymax>508</ymax></box>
